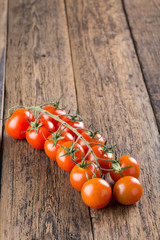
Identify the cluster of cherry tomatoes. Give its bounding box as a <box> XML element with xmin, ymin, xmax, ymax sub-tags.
<box><xmin>5</xmin><ymin>101</ymin><xmax>143</xmax><ymax>209</ymax></box>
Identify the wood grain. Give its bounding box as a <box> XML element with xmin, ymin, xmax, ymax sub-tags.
<box><xmin>124</xmin><ymin>0</ymin><xmax>160</xmax><ymax>131</ymax></box>
<box><xmin>0</xmin><ymin>0</ymin><xmax>93</xmax><ymax>239</ymax></box>
<box><xmin>0</xmin><ymin>0</ymin><xmax>7</xmax><ymax>144</ymax></box>
<box><xmin>65</xmin><ymin>0</ymin><xmax>160</xmax><ymax>239</ymax></box>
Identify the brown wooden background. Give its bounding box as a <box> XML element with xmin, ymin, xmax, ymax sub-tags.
<box><xmin>0</xmin><ymin>0</ymin><xmax>160</xmax><ymax>239</ymax></box>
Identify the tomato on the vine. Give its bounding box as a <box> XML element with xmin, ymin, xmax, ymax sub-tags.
<box><xmin>40</xmin><ymin>105</ymin><xmax>67</xmax><ymax>128</ymax></box>
<box><xmin>56</xmin><ymin>141</ymin><xmax>85</xmax><ymax>172</ymax></box>
<box><xmin>57</xmin><ymin>118</ymin><xmax>86</xmax><ymax>138</ymax></box>
<box><xmin>5</xmin><ymin>108</ymin><xmax>35</xmax><ymax>139</ymax></box>
<box><xmin>26</xmin><ymin>120</ymin><xmax>50</xmax><ymax>150</ymax></box>
<box><xmin>77</xmin><ymin>131</ymin><xmax>105</xmax><ymax>153</ymax></box>
<box><xmin>44</xmin><ymin>131</ymin><xmax>74</xmax><ymax>161</ymax></box>
<box><xmin>87</xmin><ymin>145</ymin><xmax>114</xmax><ymax>174</ymax></box>
<box><xmin>110</xmin><ymin>156</ymin><xmax>140</xmax><ymax>182</ymax></box>
<box><xmin>70</xmin><ymin>161</ymin><xmax>101</xmax><ymax>191</ymax></box>
<box><xmin>39</xmin><ymin>118</ymin><xmax>56</xmax><ymax>132</ymax></box>
<box><xmin>81</xmin><ymin>178</ymin><xmax>112</xmax><ymax>209</ymax></box>
<box><xmin>113</xmin><ymin>176</ymin><xmax>143</xmax><ymax>205</ymax></box>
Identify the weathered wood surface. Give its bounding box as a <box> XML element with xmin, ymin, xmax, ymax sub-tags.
<box><xmin>0</xmin><ymin>0</ymin><xmax>7</xmax><ymax>143</ymax></box>
<box><xmin>0</xmin><ymin>0</ymin><xmax>160</xmax><ymax>239</ymax></box>
<box><xmin>124</xmin><ymin>0</ymin><xmax>160</xmax><ymax>131</ymax></box>
<box><xmin>65</xmin><ymin>0</ymin><xmax>160</xmax><ymax>239</ymax></box>
<box><xmin>0</xmin><ymin>0</ymin><xmax>93</xmax><ymax>239</ymax></box>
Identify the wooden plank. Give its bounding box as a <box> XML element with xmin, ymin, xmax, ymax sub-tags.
<box><xmin>65</xmin><ymin>0</ymin><xmax>160</xmax><ymax>239</ymax></box>
<box><xmin>123</xmin><ymin>0</ymin><xmax>160</xmax><ymax>131</ymax></box>
<box><xmin>0</xmin><ymin>0</ymin><xmax>7</xmax><ymax>144</ymax></box>
<box><xmin>0</xmin><ymin>0</ymin><xmax>93</xmax><ymax>239</ymax></box>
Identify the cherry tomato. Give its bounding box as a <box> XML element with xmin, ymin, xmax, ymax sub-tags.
<box><xmin>81</xmin><ymin>178</ymin><xmax>112</xmax><ymax>209</ymax></box>
<box><xmin>110</xmin><ymin>156</ymin><xmax>140</xmax><ymax>182</ymax></box>
<box><xmin>57</xmin><ymin>119</ymin><xmax>86</xmax><ymax>138</ymax></box>
<box><xmin>66</xmin><ymin>119</ymin><xmax>85</xmax><ymax>134</ymax></box>
<box><xmin>113</xmin><ymin>176</ymin><xmax>143</xmax><ymax>205</ymax></box>
<box><xmin>39</xmin><ymin>118</ymin><xmax>55</xmax><ymax>132</ymax></box>
<box><xmin>26</xmin><ymin>125</ymin><xmax>50</xmax><ymax>150</ymax></box>
<box><xmin>70</xmin><ymin>161</ymin><xmax>101</xmax><ymax>191</ymax></box>
<box><xmin>5</xmin><ymin>108</ymin><xmax>35</xmax><ymax>139</ymax></box>
<box><xmin>77</xmin><ymin>132</ymin><xmax>105</xmax><ymax>153</ymax></box>
<box><xmin>87</xmin><ymin>145</ymin><xmax>114</xmax><ymax>174</ymax></box>
<box><xmin>44</xmin><ymin>131</ymin><xmax>74</xmax><ymax>161</ymax></box>
<box><xmin>56</xmin><ymin>141</ymin><xmax>85</xmax><ymax>171</ymax></box>
<box><xmin>40</xmin><ymin>106</ymin><xmax>67</xmax><ymax>128</ymax></box>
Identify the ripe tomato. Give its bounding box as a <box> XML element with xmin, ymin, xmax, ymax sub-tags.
<box><xmin>56</xmin><ymin>141</ymin><xmax>85</xmax><ymax>172</ymax></box>
<box><xmin>77</xmin><ymin>131</ymin><xmax>105</xmax><ymax>153</ymax></box>
<box><xmin>66</xmin><ymin>119</ymin><xmax>85</xmax><ymax>134</ymax></box>
<box><xmin>40</xmin><ymin>105</ymin><xmax>67</xmax><ymax>128</ymax></box>
<box><xmin>113</xmin><ymin>176</ymin><xmax>143</xmax><ymax>205</ymax></box>
<box><xmin>5</xmin><ymin>108</ymin><xmax>35</xmax><ymax>139</ymax></box>
<box><xmin>57</xmin><ymin>118</ymin><xmax>86</xmax><ymax>138</ymax></box>
<box><xmin>26</xmin><ymin>124</ymin><xmax>50</xmax><ymax>150</ymax></box>
<box><xmin>44</xmin><ymin>131</ymin><xmax>74</xmax><ymax>161</ymax></box>
<box><xmin>87</xmin><ymin>145</ymin><xmax>114</xmax><ymax>174</ymax></box>
<box><xmin>39</xmin><ymin>118</ymin><xmax>55</xmax><ymax>132</ymax></box>
<box><xmin>110</xmin><ymin>156</ymin><xmax>140</xmax><ymax>182</ymax></box>
<box><xmin>70</xmin><ymin>161</ymin><xmax>101</xmax><ymax>191</ymax></box>
<box><xmin>81</xmin><ymin>178</ymin><xmax>112</xmax><ymax>209</ymax></box>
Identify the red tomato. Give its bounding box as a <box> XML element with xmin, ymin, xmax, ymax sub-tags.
<box><xmin>44</xmin><ymin>131</ymin><xmax>74</xmax><ymax>161</ymax></box>
<box><xmin>5</xmin><ymin>108</ymin><xmax>35</xmax><ymax>139</ymax></box>
<box><xmin>40</xmin><ymin>106</ymin><xmax>67</xmax><ymax>128</ymax></box>
<box><xmin>87</xmin><ymin>145</ymin><xmax>114</xmax><ymax>174</ymax></box>
<box><xmin>81</xmin><ymin>178</ymin><xmax>112</xmax><ymax>209</ymax></box>
<box><xmin>70</xmin><ymin>161</ymin><xmax>101</xmax><ymax>191</ymax></box>
<box><xmin>110</xmin><ymin>156</ymin><xmax>140</xmax><ymax>182</ymax></box>
<box><xmin>39</xmin><ymin>118</ymin><xmax>55</xmax><ymax>132</ymax></box>
<box><xmin>56</xmin><ymin>141</ymin><xmax>85</xmax><ymax>172</ymax></box>
<box><xmin>77</xmin><ymin>132</ymin><xmax>105</xmax><ymax>153</ymax></box>
<box><xmin>26</xmin><ymin>125</ymin><xmax>50</xmax><ymax>150</ymax></box>
<box><xmin>57</xmin><ymin>118</ymin><xmax>85</xmax><ymax>138</ymax></box>
<box><xmin>113</xmin><ymin>176</ymin><xmax>143</xmax><ymax>205</ymax></box>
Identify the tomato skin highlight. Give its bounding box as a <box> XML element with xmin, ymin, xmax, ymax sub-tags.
<box><xmin>113</xmin><ymin>176</ymin><xmax>143</xmax><ymax>205</ymax></box>
<box><xmin>44</xmin><ymin>132</ymin><xmax>74</xmax><ymax>161</ymax></box>
<box><xmin>44</xmin><ymin>141</ymin><xmax>59</xmax><ymax>161</ymax></box>
<box><xmin>87</xmin><ymin>145</ymin><xmax>114</xmax><ymax>174</ymax></box>
<box><xmin>26</xmin><ymin>126</ymin><xmax>50</xmax><ymax>150</ymax></box>
<box><xmin>77</xmin><ymin>132</ymin><xmax>105</xmax><ymax>153</ymax></box>
<box><xmin>56</xmin><ymin>141</ymin><xmax>85</xmax><ymax>172</ymax></box>
<box><xmin>40</xmin><ymin>106</ymin><xmax>67</xmax><ymax>128</ymax></box>
<box><xmin>81</xmin><ymin>178</ymin><xmax>112</xmax><ymax>209</ymax></box>
<box><xmin>66</xmin><ymin>120</ymin><xmax>85</xmax><ymax>135</ymax></box>
<box><xmin>110</xmin><ymin>156</ymin><xmax>140</xmax><ymax>182</ymax></box>
<box><xmin>70</xmin><ymin>162</ymin><xmax>101</xmax><ymax>191</ymax></box>
<box><xmin>57</xmin><ymin>119</ymin><xmax>86</xmax><ymax>138</ymax></box>
<box><xmin>5</xmin><ymin>108</ymin><xmax>35</xmax><ymax>139</ymax></box>
<box><xmin>39</xmin><ymin>119</ymin><xmax>55</xmax><ymax>132</ymax></box>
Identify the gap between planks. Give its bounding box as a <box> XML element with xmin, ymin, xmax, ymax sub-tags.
<box><xmin>121</xmin><ymin>0</ymin><xmax>160</xmax><ymax>134</ymax></box>
<box><xmin>63</xmin><ymin>0</ymin><xmax>95</xmax><ymax>238</ymax></box>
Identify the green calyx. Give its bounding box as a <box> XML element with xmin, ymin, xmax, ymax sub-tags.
<box><xmin>59</xmin><ymin>137</ymin><xmax>80</xmax><ymax>159</ymax></box>
<box><xmin>67</xmin><ymin>110</ymin><xmax>83</xmax><ymax>122</ymax></box>
<box><xmin>77</xmin><ymin>152</ymin><xmax>93</xmax><ymax>169</ymax></box>
<box><xmin>41</xmin><ymin>96</ymin><xmax>65</xmax><ymax>110</ymax></box>
<box><xmin>46</xmin><ymin>124</ymin><xmax>66</xmax><ymax>146</ymax></box>
<box><xmin>111</xmin><ymin>152</ymin><xmax>131</xmax><ymax>176</ymax></box>
<box><xmin>102</xmin><ymin>141</ymin><xmax>116</xmax><ymax>153</ymax></box>
<box><xmin>26</xmin><ymin>118</ymin><xmax>42</xmax><ymax>133</ymax></box>
<box><xmin>86</xmin><ymin>130</ymin><xmax>100</xmax><ymax>139</ymax></box>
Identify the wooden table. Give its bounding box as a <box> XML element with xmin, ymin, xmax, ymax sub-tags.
<box><xmin>0</xmin><ymin>0</ymin><xmax>160</xmax><ymax>239</ymax></box>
